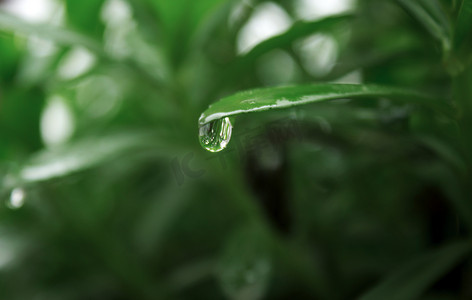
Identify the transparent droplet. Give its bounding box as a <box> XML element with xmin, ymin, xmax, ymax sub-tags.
<box><xmin>7</xmin><ymin>188</ymin><xmax>25</xmax><ymax>209</ymax></box>
<box><xmin>199</xmin><ymin>117</ymin><xmax>233</xmax><ymax>152</ymax></box>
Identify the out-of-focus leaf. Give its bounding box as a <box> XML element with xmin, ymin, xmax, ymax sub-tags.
<box><xmin>419</xmin><ymin>0</ymin><xmax>451</xmax><ymax>33</ymax></box>
<box><xmin>421</xmin><ymin>162</ymin><xmax>472</xmax><ymax>231</ymax></box>
<box><xmin>199</xmin><ymin>84</ymin><xmax>452</xmax><ymax>125</ymax></box>
<box><xmin>360</xmin><ymin>241</ymin><xmax>472</xmax><ymax>300</ymax></box>
<box><xmin>208</xmin><ymin>14</ymin><xmax>353</xmax><ymax>95</ymax></box>
<box><xmin>0</xmin><ymin>33</ymin><xmax>21</xmax><ymax>81</ymax></box>
<box><xmin>0</xmin><ymin>11</ymin><xmax>102</xmax><ymax>54</ymax></box>
<box><xmin>149</xmin><ymin>0</ymin><xmax>225</xmax><ymax>66</ymax></box>
<box><xmin>168</xmin><ymin>259</ymin><xmax>215</xmax><ymax>291</ymax></box>
<box><xmin>0</xmin><ymin>11</ymin><xmax>167</xmax><ymax>91</ymax></box>
<box><xmin>227</xmin><ymin>14</ymin><xmax>352</xmax><ymax>80</ymax></box>
<box><xmin>65</xmin><ymin>0</ymin><xmax>105</xmax><ymax>37</ymax></box>
<box><xmin>453</xmin><ymin>0</ymin><xmax>472</xmax><ymax>57</ymax></box>
<box><xmin>452</xmin><ymin>65</ymin><xmax>472</xmax><ymax>159</ymax></box>
<box><xmin>396</xmin><ymin>0</ymin><xmax>451</xmax><ymax>51</ymax></box>
<box><xmin>134</xmin><ymin>186</ymin><xmax>191</xmax><ymax>258</ymax></box>
<box><xmin>418</xmin><ymin>136</ymin><xmax>466</xmax><ymax>174</ymax></box>
<box><xmin>4</xmin><ymin>133</ymin><xmax>157</xmax><ymax>187</ymax></box>
<box><xmin>150</xmin><ymin>0</ymin><xmax>223</xmax><ymax>32</ymax></box>
<box><xmin>217</xmin><ymin>223</ymin><xmax>272</xmax><ymax>300</ymax></box>
<box><xmin>0</xmin><ymin>88</ymin><xmax>44</xmax><ymax>154</ymax></box>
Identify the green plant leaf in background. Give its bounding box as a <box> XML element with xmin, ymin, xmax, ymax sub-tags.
<box><xmin>396</xmin><ymin>0</ymin><xmax>452</xmax><ymax>52</ymax></box>
<box><xmin>453</xmin><ymin>0</ymin><xmax>472</xmax><ymax>59</ymax></box>
<box><xmin>148</xmin><ymin>0</ymin><xmax>225</xmax><ymax>67</ymax></box>
<box><xmin>219</xmin><ymin>14</ymin><xmax>353</xmax><ymax>87</ymax></box>
<box><xmin>2</xmin><ymin>132</ymin><xmax>157</xmax><ymax>189</ymax></box>
<box><xmin>360</xmin><ymin>241</ymin><xmax>472</xmax><ymax>300</ymax></box>
<box><xmin>217</xmin><ymin>223</ymin><xmax>273</xmax><ymax>300</ymax></box>
<box><xmin>65</xmin><ymin>0</ymin><xmax>106</xmax><ymax>38</ymax></box>
<box><xmin>0</xmin><ymin>10</ymin><xmax>103</xmax><ymax>54</ymax></box>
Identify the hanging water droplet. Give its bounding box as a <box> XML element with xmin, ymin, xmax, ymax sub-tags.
<box><xmin>199</xmin><ymin>117</ymin><xmax>233</xmax><ymax>152</ymax></box>
<box><xmin>7</xmin><ymin>188</ymin><xmax>26</xmax><ymax>209</ymax></box>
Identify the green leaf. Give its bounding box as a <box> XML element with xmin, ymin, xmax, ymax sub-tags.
<box><xmin>150</xmin><ymin>0</ymin><xmax>223</xmax><ymax>32</ymax></box>
<box><xmin>0</xmin><ymin>11</ymin><xmax>165</xmax><ymax>89</ymax></box>
<box><xmin>0</xmin><ymin>32</ymin><xmax>21</xmax><ymax>80</ymax></box>
<box><xmin>396</xmin><ymin>0</ymin><xmax>451</xmax><ymax>51</ymax></box>
<box><xmin>220</xmin><ymin>14</ymin><xmax>352</xmax><ymax>86</ymax></box>
<box><xmin>148</xmin><ymin>0</ymin><xmax>225</xmax><ymax>66</ymax></box>
<box><xmin>199</xmin><ymin>84</ymin><xmax>453</xmax><ymax>125</ymax></box>
<box><xmin>134</xmin><ymin>186</ymin><xmax>192</xmax><ymax>258</ymax></box>
<box><xmin>360</xmin><ymin>241</ymin><xmax>472</xmax><ymax>300</ymax></box>
<box><xmin>453</xmin><ymin>0</ymin><xmax>472</xmax><ymax>55</ymax></box>
<box><xmin>237</xmin><ymin>14</ymin><xmax>351</xmax><ymax>70</ymax></box>
<box><xmin>0</xmin><ymin>11</ymin><xmax>103</xmax><ymax>54</ymax></box>
<box><xmin>168</xmin><ymin>259</ymin><xmax>216</xmax><ymax>291</ymax></box>
<box><xmin>4</xmin><ymin>133</ymin><xmax>157</xmax><ymax>186</ymax></box>
<box><xmin>419</xmin><ymin>0</ymin><xmax>451</xmax><ymax>33</ymax></box>
<box><xmin>217</xmin><ymin>223</ymin><xmax>272</xmax><ymax>300</ymax></box>
<box><xmin>65</xmin><ymin>0</ymin><xmax>105</xmax><ymax>37</ymax></box>
<box><xmin>0</xmin><ymin>87</ymin><xmax>44</xmax><ymax>154</ymax></box>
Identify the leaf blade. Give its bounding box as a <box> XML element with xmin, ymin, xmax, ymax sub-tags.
<box><xmin>3</xmin><ymin>133</ymin><xmax>157</xmax><ymax>186</ymax></box>
<box><xmin>220</xmin><ymin>14</ymin><xmax>352</xmax><ymax>86</ymax></box>
<box><xmin>238</xmin><ymin>14</ymin><xmax>352</xmax><ymax>67</ymax></box>
<box><xmin>199</xmin><ymin>84</ymin><xmax>453</xmax><ymax>124</ymax></box>
<box><xmin>454</xmin><ymin>0</ymin><xmax>472</xmax><ymax>54</ymax></box>
<box><xmin>396</xmin><ymin>0</ymin><xmax>451</xmax><ymax>50</ymax></box>
<box><xmin>360</xmin><ymin>241</ymin><xmax>472</xmax><ymax>300</ymax></box>
<box><xmin>0</xmin><ymin>10</ymin><xmax>103</xmax><ymax>54</ymax></box>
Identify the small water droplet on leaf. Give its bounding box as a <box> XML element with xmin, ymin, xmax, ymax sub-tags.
<box><xmin>199</xmin><ymin>117</ymin><xmax>233</xmax><ymax>152</ymax></box>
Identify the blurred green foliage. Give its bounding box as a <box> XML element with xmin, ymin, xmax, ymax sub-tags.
<box><xmin>0</xmin><ymin>0</ymin><xmax>471</xmax><ymax>299</ymax></box>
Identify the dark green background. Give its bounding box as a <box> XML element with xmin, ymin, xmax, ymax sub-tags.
<box><xmin>0</xmin><ymin>0</ymin><xmax>471</xmax><ymax>299</ymax></box>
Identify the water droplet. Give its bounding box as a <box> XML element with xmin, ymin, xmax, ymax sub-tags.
<box><xmin>7</xmin><ymin>188</ymin><xmax>25</xmax><ymax>209</ymax></box>
<box><xmin>199</xmin><ymin>117</ymin><xmax>233</xmax><ymax>152</ymax></box>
